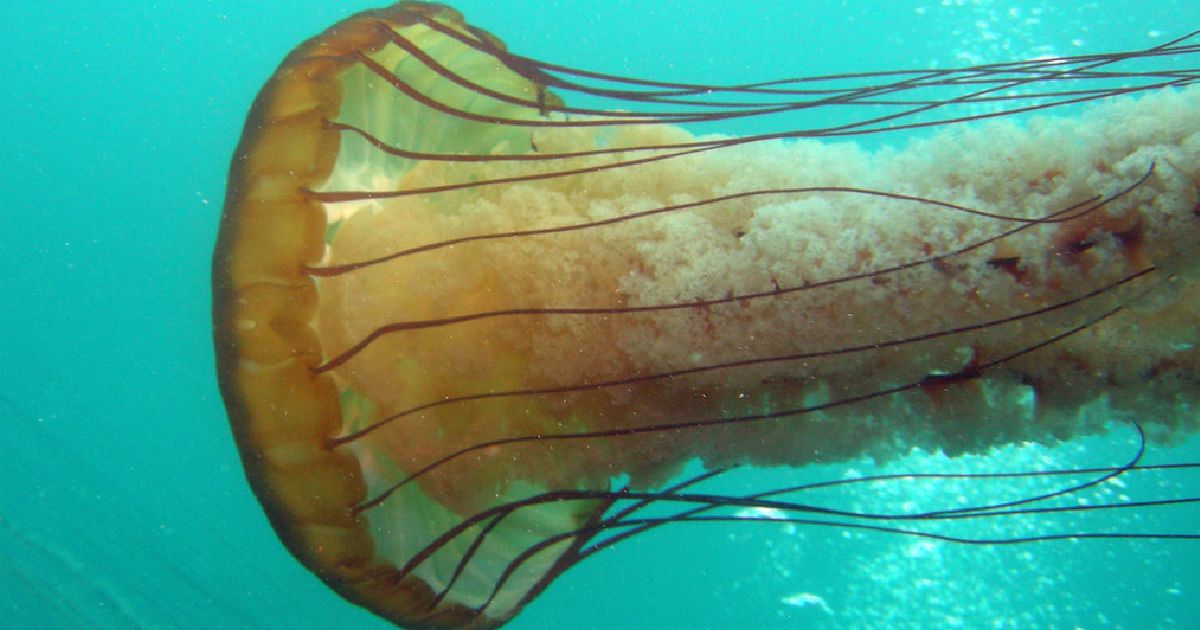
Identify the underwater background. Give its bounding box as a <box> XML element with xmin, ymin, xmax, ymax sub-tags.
<box><xmin>2</xmin><ymin>1</ymin><xmax>1199</xmax><ymax>628</ymax></box>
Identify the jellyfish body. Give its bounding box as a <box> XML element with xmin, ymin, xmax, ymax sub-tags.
<box><xmin>213</xmin><ymin>2</ymin><xmax>1200</xmax><ymax>628</ymax></box>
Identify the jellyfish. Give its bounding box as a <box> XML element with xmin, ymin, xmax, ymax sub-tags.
<box><xmin>212</xmin><ymin>2</ymin><xmax>1200</xmax><ymax>628</ymax></box>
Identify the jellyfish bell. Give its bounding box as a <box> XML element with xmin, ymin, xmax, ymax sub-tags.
<box><xmin>212</xmin><ymin>2</ymin><xmax>1200</xmax><ymax>628</ymax></box>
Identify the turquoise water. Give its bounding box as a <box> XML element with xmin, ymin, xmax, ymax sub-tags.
<box><xmin>1</xmin><ymin>1</ymin><xmax>1199</xmax><ymax>628</ymax></box>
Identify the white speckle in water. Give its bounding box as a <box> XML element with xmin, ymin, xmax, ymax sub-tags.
<box><xmin>781</xmin><ymin>592</ymin><xmax>834</xmax><ymax>615</ymax></box>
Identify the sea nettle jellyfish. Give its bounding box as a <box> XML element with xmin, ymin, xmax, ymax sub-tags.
<box><xmin>212</xmin><ymin>2</ymin><xmax>1200</xmax><ymax>628</ymax></box>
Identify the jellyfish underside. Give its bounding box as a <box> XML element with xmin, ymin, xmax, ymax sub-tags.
<box><xmin>212</xmin><ymin>2</ymin><xmax>1200</xmax><ymax>628</ymax></box>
